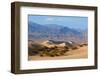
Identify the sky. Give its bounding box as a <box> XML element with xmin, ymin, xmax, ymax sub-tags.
<box><xmin>28</xmin><ymin>15</ymin><xmax>88</xmax><ymax>29</ymax></box>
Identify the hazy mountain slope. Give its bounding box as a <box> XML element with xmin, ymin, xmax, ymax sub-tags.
<box><xmin>28</xmin><ymin>21</ymin><xmax>87</xmax><ymax>43</ymax></box>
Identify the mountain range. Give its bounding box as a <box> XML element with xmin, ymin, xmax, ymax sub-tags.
<box><xmin>28</xmin><ymin>21</ymin><xmax>87</xmax><ymax>43</ymax></box>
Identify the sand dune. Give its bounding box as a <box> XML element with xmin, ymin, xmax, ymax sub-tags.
<box><xmin>28</xmin><ymin>46</ymin><xmax>88</xmax><ymax>60</ymax></box>
<box><xmin>41</xmin><ymin>40</ymin><xmax>66</xmax><ymax>48</ymax></box>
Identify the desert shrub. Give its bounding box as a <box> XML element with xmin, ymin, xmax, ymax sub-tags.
<box><xmin>64</xmin><ymin>46</ymin><xmax>69</xmax><ymax>49</ymax></box>
<box><xmin>60</xmin><ymin>52</ymin><xmax>65</xmax><ymax>55</ymax></box>
<box><xmin>54</xmin><ymin>46</ymin><xmax>58</xmax><ymax>48</ymax></box>
<box><xmin>62</xmin><ymin>49</ymin><xmax>69</xmax><ymax>53</ymax></box>
<box><xmin>40</xmin><ymin>54</ymin><xmax>43</xmax><ymax>57</ymax></box>
<box><xmin>43</xmin><ymin>46</ymin><xmax>49</xmax><ymax>49</ymax></box>
<box><xmin>72</xmin><ymin>46</ymin><xmax>78</xmax><ymax>50</ymax></box>
<box><xmin>28</xmin><ymin>47</ymin><xmax>39</xmax><ymax>56</ymax></box>
<box><xmin>55</xmin><ymin>53</ymin><xmax>60</xmax><ymax>56</ymax></box>
<box><xmin>50</xmin><ymin>54</ymin><xmax>55</xmax><ymax>57</ymax></box>
<box><xmin>50</xmin><ymin>47</ymin><xmax>56</xmax><ymax>50</ymax></box>
<box><xmin>79</xmin><ymin>44</ymin><xmax>83</xmax><ymax>47</ymax></box>
<box><xmin>44</xmin><ymin>47</ymin><xmax>52</xmax><ymax>52</ymax></box>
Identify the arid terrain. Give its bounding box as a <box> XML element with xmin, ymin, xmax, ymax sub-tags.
<box><xmin>28</xmin><ymin>16</ymin><xmax>88</xmax><ymax>61</ymax></box>
<box><xmin>28</xmin><ymin>40</ymin><xmax>88</xmax><ymax>60</ymax></box>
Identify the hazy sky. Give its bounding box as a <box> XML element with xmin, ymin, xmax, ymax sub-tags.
<box><xmin>28</xmin><ymin>15</ymin><xmax>88</xmax><ymax>29</ymax></box>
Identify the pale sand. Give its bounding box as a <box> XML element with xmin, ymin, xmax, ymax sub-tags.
<box><xmin>28</xmin><ymin>46</ymin><xmax>88</xmax><ymax>61</ymax></box>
